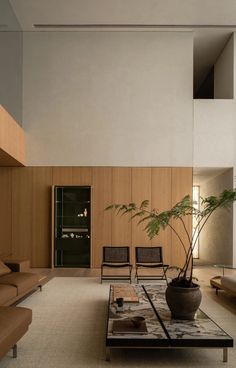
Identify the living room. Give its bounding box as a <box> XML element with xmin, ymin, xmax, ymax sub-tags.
<box><xmin>0</xmin><ymin>0</ymin><xmax>236</xmax><ymax>367</ymax></box>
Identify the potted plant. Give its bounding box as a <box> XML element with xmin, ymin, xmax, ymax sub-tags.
<box><xmin>106</xmin><ymin>188</ymin><xmax>236</xmax><ymax>320</ymax></box>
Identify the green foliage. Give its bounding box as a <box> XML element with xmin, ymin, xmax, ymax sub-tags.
<box><xmin>105</xmin><ymin>188</ymin><xmax>236</xmax><ymax>285</ymax></box>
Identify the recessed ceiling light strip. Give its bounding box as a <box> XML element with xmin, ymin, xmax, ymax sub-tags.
<box><xmin>33</xmin><ymin>24</ymin><xmax>236</xmax><ymax>29</ymax></box>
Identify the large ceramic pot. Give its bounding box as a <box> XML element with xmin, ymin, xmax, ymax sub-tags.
<box><xmin>165</xmin><ymin>283</ymin><xmax>202</xmax><ymax>320</ymax></box>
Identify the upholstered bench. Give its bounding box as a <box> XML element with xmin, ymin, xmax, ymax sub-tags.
<box><xmin>210</xmin><ymin>275</ymin><xmax>236</xmax><ymax>296</ymax></box>
<box><xmin>221</xmin><ymin>276</ymin><xmax>236</xmax><ymax>296</ymax></box>
<box><xmin>0</xmin><ymin>306</ymin><xmax>32</xmax><ymax>359</ymax></box>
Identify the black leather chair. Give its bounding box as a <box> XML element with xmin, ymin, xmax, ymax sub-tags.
<box><xmin>135</xmin><ymin>246</ymin><xmax>168</xmax><ymax>283</ymax></box>
<box><xmin>101</xmin><ymin>246</ymin><xmax>132</xmax><ymax>283</ymax></box>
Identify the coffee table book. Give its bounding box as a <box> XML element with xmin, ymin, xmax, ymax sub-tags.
<box><xmin>112</xmin><ymin>284</ymin><xmax>139</xmax><ymax>303</ymax></box>
<box><xmin>112</xmin><ymin>320</ymin><xmax>148</xmax><ymax>335</ymax></box>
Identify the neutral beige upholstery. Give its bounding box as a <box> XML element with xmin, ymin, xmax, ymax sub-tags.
<box><xmin>0</xmin><ymin>272</ymin><xmax>40</xmax><ymax>295</ymax></box>
<box><xmin>0</xmin><ymin>285</ymin><xmax>17</xmax><ymax>305</ymax></box>
<box><xmin>221</xmin><ymin>276</ymin><xmax>236</xmax><ymax>293</ymax></box>
<box><xmin>0</xmin><ymin>306</ymin><xmax>32</xmax><ymax>359</ymax></box>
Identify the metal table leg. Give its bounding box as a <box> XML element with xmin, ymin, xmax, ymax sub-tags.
<box><xmin>223</xmin><ymin>348</ymin><xmax>228</xmax><ymax>362</ymax></box>
<box><xmin>105</xmin><ymin>347</ymin><xmax>111</xmax><ymax>361</ymax></box>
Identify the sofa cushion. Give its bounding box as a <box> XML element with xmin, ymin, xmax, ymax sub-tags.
<box><xmin>221</xmin><ymin>276</ymin><xmax>236</xmax><ymax>293</ymax></box>
<box><xmin>0</xmin><ymin>306</ymin><xmax>32</xmax><ymax>359</ymax></box>
<box><xmin>0</xmin><ymin>284</ymin><xmax>17</xmax><ymax>306</ymax></box>
<box><xmin>0</xmin><ymin>272</ymin><xmax>40</xmax><ymax>295</ymax></box>
<box><xmin>0</xmin><ymin>260</ymin><xmax>11</xmax><ymax>276</ymax></box>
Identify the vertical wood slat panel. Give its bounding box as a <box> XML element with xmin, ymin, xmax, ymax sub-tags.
<box><xmin>0</xmin><ymin>105</ymin><xmax>26</xmax><ymax>166</ymax></box>
<box><xmin>131</xmin><ymin>168</ymin><xmax>152</xmax><ymax>262</ymax></box>
<box><xmin>0</xmin><ymin>168</ymin><xmax>12</xmax><ymax>257</ymax></box>
<box><xmin>11</xmin><ymin>168</ymin><xmax>33</xmax><ymax>260</ymax></box>
<box><xmin>92</xmin><ymin>167</ymin><xmax>112</xmax><ymax>267</ymax></box>
<box><xmin>151</xmin><ymin>168</ymin><xmax>172</xmax><ymax>265</ymax></box>
<box><xmin>72</xmin><ymin>167</ymin><xmax>93</xmax><ymax>185</ymax></box>
<box><xmin>171</xmin><ymin>167</ymin><xmax>193</xmax><ymax>268</ymax></box>
<box><xmin>0</xmin><ymin>166</ymin><xmax>193</xmax><ymax>268</ymax></box>
<box><xmin>52</xmin><ymin>167</ymin><xmax>73</xmax><ymax>185</ymax></box>
<box><xmin>111</xmin><ymin>168</ymin><xmax>132</xmax><ymax>246</ymax></box>
<box><xmin>32</xmin><ymin>167</ymin><xmax>52</xmax><ymax>267</ymax></box>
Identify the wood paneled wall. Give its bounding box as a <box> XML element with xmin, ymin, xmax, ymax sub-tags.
<box><xmin>0</xmin><ymin>167</ymin><xmax>192</xmax><ymax>268</ymax></box>
<box><xmin>0</xmin><ymin>105</ymin><xmax>26</xmax><ymax>166</ymax></box>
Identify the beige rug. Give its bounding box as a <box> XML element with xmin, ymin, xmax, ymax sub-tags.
<box><xmin>0</xmin><ymin>277</ymin><xmax>236</xmax><ymax>368</ymax></box>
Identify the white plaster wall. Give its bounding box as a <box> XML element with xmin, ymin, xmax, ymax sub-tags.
<box><xmin>23</xmin><ymin>31</ymin><xmax>193</xmax><ymax>166</ymax></box>
<box><xmin>0</xmin><ymin>32</ymin><xmax>22</xmax><ymax>124</ymax></box>
<box><xmin>214</xmin><ymin>34</ymin><xmax>234</xmax><ymax>99</ymax></box>
<box><xmin>233</xmin><ymin>168</ymin><xmax>236</xmax><ymax>267</ymax></box>
<box><xmin>199</xmin><ymin>169</ymin><xmax>233</xmax><ymax>265</ymax></box>
<box><xmin>233</xmin><ymin>33</ymin><xmax>236</xmax><ymax>266</ymax></box>
<box><xmin>193</xmin><ymin>100</ymin><xmax>235</xmax><ymax>168</ymax></box>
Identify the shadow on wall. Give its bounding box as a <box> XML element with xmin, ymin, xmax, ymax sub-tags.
<box><xmin>0</xmin><ymin>0</ymin><xmax>22</xmax><ymax>125</ymax></box>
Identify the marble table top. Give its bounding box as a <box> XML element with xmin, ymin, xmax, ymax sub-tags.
<box><xmin>106</xmin><ymin>283</ymin><xmax>233</xmax><ymax>348</ymax></box>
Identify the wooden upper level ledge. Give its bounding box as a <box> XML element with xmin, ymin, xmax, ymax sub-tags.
<box><xmin>0</xmin><ymin>105</ymin><xmax>26</xmax><ymax>166</ymax></box>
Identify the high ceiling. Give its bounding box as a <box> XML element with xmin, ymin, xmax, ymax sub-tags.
<box><xmin>1</xmin><ymin>0</ymin><xmax>236</xmax><ymax>92</ymax></box>
<box><xmin>193</xmin><ymin>167</ymin><xmax>232</xmax><ymax>185</ymax></box>
<box><xmin>7</xmin><ymin>0</ymin><xmax>236</xmax><ymax>29</ymax></box>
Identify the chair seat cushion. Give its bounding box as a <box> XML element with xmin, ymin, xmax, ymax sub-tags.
<box><xmin>136</xmin><ymin>263</ymin><xmax>167</xmax><ymax>268</ymax></box>
<box><xmin>0</xmin><ymin>272</ymin><xmax>39</xmax><ymax>295</ymax></box>
<box><xmin>0</xmin><ymin>284</ymin><xmax>17</xmax><ymax>306</ymax></box>
<box><xmin>102</xmin><ymin>263</ymin><xmax>131</xmax><ymax>268</ymax></box>
<box><xmin>0</xmin><ymin>306</ymin><xmax>32</xmax><ymax>359</ymax></box>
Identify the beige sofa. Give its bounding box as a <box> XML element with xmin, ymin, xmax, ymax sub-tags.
<box><xmin>0</xmin><ymin>306</ymin><xmax>32</xmax><ymax>360</ymax></box>
<box><xmin>0</xmin><ymin>260</ymin><xmax>42</xmax><ymax>359</ymax></box>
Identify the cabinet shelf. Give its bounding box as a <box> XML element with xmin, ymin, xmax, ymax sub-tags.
<box><xmin>56</xmin><ymin>216</ymin><xmax>89</xmax><ymax>218</ymax></box>
<box><xmin>62</xmin><ymin>227</ymin><xmax>89</xmax><ymax>232</ymax></box>
<box><xmin>56</xmin><ymin>201</ymin><xmax>90</xmax><ymax>204</ymax></box>
<box><xmin>56</xmin><ymin>236</ymin><xmax>90</xmax><ymax>240</ymax></box>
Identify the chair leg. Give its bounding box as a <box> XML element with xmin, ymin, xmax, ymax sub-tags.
<box><xmin>135</xmin><ymin>267</ymin><xmax>139</xmax><ymax>283</ymax></box>
<box><xmin>12</xmin><ymin>344</ymin><xmax>17</xmax><ymax>358</ymax></box>
<box><xmin>163</xmin><ymin>266</ymin><xmax>168</xmax><ymax>284</ymax></box>
<box><xmin>129</xmin><ymin>266</ymin><xmax>132</xmax><ymax>283</ymax></box>
<box><xmin>101</xmin><ymin>266</ymin><xmax>103</xmax><ymax>284</ymax></box>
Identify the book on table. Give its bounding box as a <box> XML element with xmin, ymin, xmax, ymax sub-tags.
<box><xmin>112</xmin><ymin>319</ymin><xmax>148</xmax><ymax>335</ymax></box>
<box><xmin>112</xmin><ymin>284</ymin><xmax>139</xmax><ymax>303</ymax></box>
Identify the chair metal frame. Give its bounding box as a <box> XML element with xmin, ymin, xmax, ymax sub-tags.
<box><xmin>101</xmin><ymin>246</ymin><xmax>132</xmax><ymax>283</ymax></box>
<box><xmin>135</xmin><ymin>246</ymin><xmax>169</xmax><ymax>284</ymax></box>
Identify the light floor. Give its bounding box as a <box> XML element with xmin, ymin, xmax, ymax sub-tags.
<box><xmin>31</xmin><ymin>265</ymin><xmax>236</xmax><ymax>314</ymax></box>
<box><xmin>2</xmin><ymin>266</ymin><xmax>235</xmax><ymax>368</ymax></box>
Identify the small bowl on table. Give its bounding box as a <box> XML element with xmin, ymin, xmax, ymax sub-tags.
<box><xmin>130</xmin><ymin>316</ymin><xmax>145</xmax><ymax>328</ymax></box>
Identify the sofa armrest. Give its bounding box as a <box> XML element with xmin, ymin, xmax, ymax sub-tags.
<box><xmin>4</xmin><ymin>260</ymin><xmax>30</xmax><ymax>273</ymax></box>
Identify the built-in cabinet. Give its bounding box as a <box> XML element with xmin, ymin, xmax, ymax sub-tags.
<box><xmin>54</xmin><ymin>186</ymin><xmax>91</xmax><ymax>267</ymax></box>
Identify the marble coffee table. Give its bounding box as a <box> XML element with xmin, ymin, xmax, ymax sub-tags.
<box><xmin>106</xmin><ymin>284</ymin><xmax>233</xmax><ymax>362</ymax></box>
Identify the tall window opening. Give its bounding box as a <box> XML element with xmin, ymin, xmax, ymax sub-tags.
<box><xmin>192</xmin><ymin>186</ymin><xmax>200</xmax><ymax>259</ymax></box>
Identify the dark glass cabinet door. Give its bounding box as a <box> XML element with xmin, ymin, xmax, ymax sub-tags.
<box><xmin>54</xmin><ymin>186</ymin><xmax>91</xmax><ymax>267</ymax></box>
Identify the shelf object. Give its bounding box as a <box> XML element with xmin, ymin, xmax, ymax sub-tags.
<box><xmin>53</xmin><ymin>186</ymin><xmax>91</xmax><ymax>268</ymax></box>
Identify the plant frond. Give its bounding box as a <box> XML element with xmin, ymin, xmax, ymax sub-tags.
<box><xmin>140</xmin><ymin>199</ymin><xmax>149</xmax><ymax>209</ymax></box>
<box><xmin>105</xmin><ymin>205</ymin><xmax>114</xmax><ymax>211</ymax></box>
<box><xmin>137</xmin><ymin>214</ymin><xmax>153</xmax><ymax>225</ymax></box>
<box><xmin>130</xmin><ymin>211</ymin><xmax>146</xmax><ymax>220</ymax></box>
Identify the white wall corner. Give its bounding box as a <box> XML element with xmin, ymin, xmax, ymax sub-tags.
<box><xmin>233</xmin><ymin>167</ymin><xmax>236</xmax><ymax>267</ymax></box>
<box><xmin>214</xmin><ymin>33</ymin><xmax>234</xmax><ymax>99</ymax></box>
